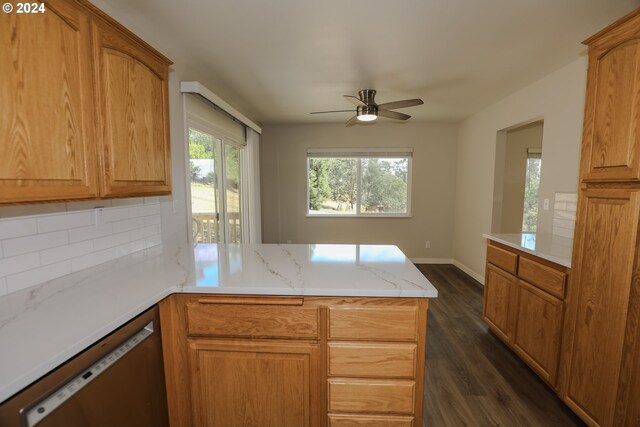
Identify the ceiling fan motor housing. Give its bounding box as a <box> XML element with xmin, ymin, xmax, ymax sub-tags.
<box><xmin>357</xmin><ymin>104</ymin><xmax>378</xmax><ymax>116</ymax></box>
<box><xmin>358</xmin><ymin>89</ymin><xmax>377</xmax><ymax>105</ymax></box>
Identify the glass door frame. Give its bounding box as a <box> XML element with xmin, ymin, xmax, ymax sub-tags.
<box><xmin>186</xmin><ymin>118</ymin><xmax>246</xmax><ymax>245</ymax></box>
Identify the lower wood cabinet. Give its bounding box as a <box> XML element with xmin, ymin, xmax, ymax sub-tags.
<box><xmin>188</xmin><ymin>339</ymin><xmax>319</xmax><ymax>427</ymax></box>
<box><xmin>483</xmin><ymin>263</ymin><xmax>517</xmax><ymax>343</ymax></box>
<box><xmin>483</xmin><ymin>240</ymin><xmax>568</xmax><ymax>390</ymax></box>
<box><xmin>513</xmin><ymin>280</ymin><xmax>563</xmax><ymax>386</ymax></box>
<box><xmin>159</xmin><ymin>294</ymin><xmax>429</xmax><ymax>427</ymax></box>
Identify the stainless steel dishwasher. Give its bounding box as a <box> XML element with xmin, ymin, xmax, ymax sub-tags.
<box><xmin>0</xmin><ymin>306</ymin><xmax>169</xmax><ymax>427</ymax></box>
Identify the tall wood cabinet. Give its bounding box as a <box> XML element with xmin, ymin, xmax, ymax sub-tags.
<box><xmin>0</xmin><ymin>0</ymin><xmax>172</xmax><ymax>205</ymax></box>
<box><xmin>559</xmin><ymin>9</ymin><xmax>640</xmax><ymax>427</ymax></box>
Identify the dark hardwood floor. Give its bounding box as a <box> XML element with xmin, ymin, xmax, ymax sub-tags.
<box><xmin>416</xmin><ymin>264</ymin><xmax>586</xmax><ymax>427</ymax></box>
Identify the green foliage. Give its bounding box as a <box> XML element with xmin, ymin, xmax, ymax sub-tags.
<box><xmin>188</xmin><ymin>129</ymin><xmax>215</xmax><ymax>159</ymax></box>
<box><xmin>327</xmin><ymin>159</ymin><xmax>358</xmax><ymax>209</ymax></box>
<box><xmin>308</xmin><ymin>159</ymin><xmax>331</xmax><ymax>210</ymax></box>
<box><xmin>190</xmin><ymin>161</ymin><xmax>201</xmax><ymax>181</ymax></box>
<box><xmin>225</xmin><ymin>146</ymin><xmax>240</xmax><ymax>189</ymax></box>
<box><xmin>361</xmin><ymin>159</ymin><xmax>407</xmax><ymax>212</ymax></box>
<box><xmin>522</xmin><ymin>158</ymin><xmax>541</xmax><ymax>232</ymax></box>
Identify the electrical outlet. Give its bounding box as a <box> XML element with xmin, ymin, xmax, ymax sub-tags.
<box><xmin>425</xmin><ymin>241</ymin><xmax>431</xmax><ymax>249</ymax></box>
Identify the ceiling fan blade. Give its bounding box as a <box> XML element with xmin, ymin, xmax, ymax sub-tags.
<box><xmin>345</xmin><ymin>115</ymin><xmax>359</xmax><ymax>127</ymax></box>
<box><xmin>344</xmin><ymin>95</ymin><xmax>366</xmax><ymax>107</ymax></box>
<box><xmin>310</xmin><ymin>109</ymin><xmax>356</xmax><ymax>114</ymax></box>
<box><xmin>377</xmin><ymin>99</ymin><xmax>424</xmax><ymax>110</ymax></box>
<box><xmin>378</xmin><ymin>110</ymin><xmax>411</xmax><ymax>120</ymax></box>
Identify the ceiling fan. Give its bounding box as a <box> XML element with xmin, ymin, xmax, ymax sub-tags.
<box><xmin>310</xmin><ymin>89</ymin><xmax>424</xmax><ymax>126</ymax></box>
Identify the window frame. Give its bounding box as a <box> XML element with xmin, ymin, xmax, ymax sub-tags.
<box><xmin>305</xmin><ymin>148</ymin><xmax>413</xmax><ymax>218</ymax></box>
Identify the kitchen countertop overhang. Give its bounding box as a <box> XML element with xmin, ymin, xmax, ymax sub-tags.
<box><xmin>0</xmin><ymin>243</ymin><xmax>437</xmax><ymax>403</ymax></box>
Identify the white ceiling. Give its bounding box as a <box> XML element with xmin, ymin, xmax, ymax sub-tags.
<box><xmin>104</xmin><ymin>0</ymin><xmax>639</xmax><ymax>124</ymax></box>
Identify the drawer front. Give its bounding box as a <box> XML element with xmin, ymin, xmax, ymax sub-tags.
<box><xmin>518</xmin><ymin>257</ymin><xmax>566</xmax><ymax>299</ymax></box>
<box><xmin>186</xmin><ymin>301</ymin><xmax>319</xmax><ymax>338</ymax></box>
<box><xmin>329</xmin><ymin>414</ymin><xmax>414</xmax><ymax>427</ymax></box>
<box><xmin>328</xmin><ymin>343</ymin><xmax>416</xmax><ymax>378</ymax></box>
<box><xmin>328</xmin><ymin>307</ymin><xmax>417</xmax><ymax>341</ymax></box>
<box><xmin>487</xmin><ymin>243</ymin><xmax>518</xmax><ymax>274</ymax></box>
<box><xmin>328</xmin><ymin>379</ymin><xmax>415</xmax><ymax>414</ymax></box>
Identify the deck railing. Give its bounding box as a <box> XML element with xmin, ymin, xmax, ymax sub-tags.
<box><xmin>192</xmin><ymin>212</ymin><xmax>241</xmax><ymax>243</ymax></box>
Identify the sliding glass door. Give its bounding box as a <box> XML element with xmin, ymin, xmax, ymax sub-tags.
<box><xmin>189</xmin><ymin>125</ymin><xmax>243</xmax><ymax>243</ymax></box>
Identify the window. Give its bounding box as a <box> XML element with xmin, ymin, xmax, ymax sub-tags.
<box><xmin>307</xmin><ymin>148</ymin><xmax>412</xmax><ymax>216</ymax></box>
<box><xmin>522</xmin><ymin>148</ymin><xmax>541</xmax><ymax>232</ymax></box>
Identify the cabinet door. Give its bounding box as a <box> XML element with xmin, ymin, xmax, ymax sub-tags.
<box><xmin>93</xmin><ymin>22</ymin><xmax>171</xmax><ymax>197</ymax></box>
<box><xmin>0</xmin><ymin>0</ymin><xmax>98</xmax><ymax>203</ymax></box>
<box><xmin>582</xmin><ymin>24</ymin><xmax>640</xmax><ymax>182</ymax></box>
<box><xmin>188</xmin><ymin>339</ymin><xmax>320</xmax><ymax>427</ymax></box>
<box><xmin>562</xmin><ymin>189</ymin><xmax>640</xmax><ymax>427</ymax></box>
<box><xmin>513</xmin><ymin>280</ymin><xmax>563</xmax><ymax>387</ymax></box>
<box><xmin>483</xmin><ymin>263</ymin><xmax>517</xmax><ymax>343</ymax></box>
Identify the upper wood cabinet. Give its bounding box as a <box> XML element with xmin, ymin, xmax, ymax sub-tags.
<box><xmin>581</xmin><ymin>11</ymin><xmax>640</xmax><ymax>182</ymax></box>
<box><xmin>0</xmin><ymin>0</ymin><xmax>172</xmax><ymax>205</ymax></box>
<box><xmin>0</xmin><ymin>0</ymin><xmax>98</xmax><ymax>203</ymax></box>
<box><xmin>93</xmin><ymin>20</ymin><xmax>171</xmax><ymax>197</ymax></box>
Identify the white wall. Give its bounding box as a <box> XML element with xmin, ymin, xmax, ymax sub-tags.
<box><xmin>261</xmin><ymin>122</ymin><xmax>458</xmax><ymax>261</ymax></box>
<box><xmin>453</xmin><ymin>58</ymin><xmax>587</xmax><ymax>282</ymax></box>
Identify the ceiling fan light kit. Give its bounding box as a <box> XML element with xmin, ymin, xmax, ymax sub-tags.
<box><xmin>311</xmin><ymin>89</ymin><xmax>424</xmax><ymax>126</ymax></box>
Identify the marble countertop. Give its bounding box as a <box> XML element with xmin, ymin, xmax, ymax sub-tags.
<box><xmin>483</xmin><ymin>233</ymin><xmax>573</xmax><ymax>267</ymax></box>
<box><xmin>0</xmin><ymin>243</ymin><xmax>437</xmax><ymax>403</ymax></box>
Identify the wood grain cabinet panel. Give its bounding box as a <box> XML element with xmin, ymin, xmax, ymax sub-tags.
<box><xmin>328</xmin><ymin>379</ymin><xmax>415</xmax><ymax>415</ymax></box>
<box><xmin>188</xmin><ymin>339</ymin><xmax>320</xmax><ymax>427</ymax></box>
<box><xmin>518</xmin><ymin>257</ymin><xmax>566</xmax><ymax>299</ymax></box>
<box><xmin>93</xmin><ymin>21</ymin><xmax>171</xmax><ymax>197</ymax></box>
<box><xmin>561</xmin><ymin>189</ymin><xmax>640</xmax><ymax>427</ymax></box>
<box><xmin>186</xmin><ymin>301</ymin><xmax>319</xmax><ymax>339</ymax></box>
<box><xmin>513</xmin><ymin>280</ymin><xmax>564</xmax><ymax>387</ymax></box>
<box><xmin>329</xmin><ymin>414</ymin><xmax>414</xmax><ymax>427</ymax></box>
<box><xmin>583</xmin><ymin>38</ymin><xmax>640</xmax><ymax>182</ymax></box>
<box><xmin>483</xmin><ymin>263</ymin><xmax>517</xmax><ymax>343</ymax></box>
<box><xmin>0</xmin><ymin>0</ymin><xmax>98</xmax><ymax>203</ymax></box>
<box><xmin>328</xmin><ymin>307</ymin><xmax>417</xmax><ymax>341</ymax></box>
<box><xmin>486</xmin><ymin>243</ymin><xmax>518</xmax><ymax>274</ymax></box>
<box><xmin>328</xmin><ymin>343</ymin><xmax>416</xmax><ymax>378</ymax></box>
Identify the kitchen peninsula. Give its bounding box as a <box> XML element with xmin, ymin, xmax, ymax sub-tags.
<box><xmin>0</xmin><ymin>243</ymin><xmax>437</xmax><ymax>426</ymax></box>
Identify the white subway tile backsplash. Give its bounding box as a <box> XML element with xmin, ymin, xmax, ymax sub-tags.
<box><xmin>93</xmin><ymin>231</ymin><xmax>131</xmax><ymax>251</ymax></box>
<box><xmin>69</xmin><ymin>223</ymin><xmax>113</xmax><ymax>243</ymax></box>
<box><xmin>71</xmin><ymin>248</ymin><xmax>117</xmax><ymax>272</ymax></box>
<box><xmin>112</xmin><ymin>217</ymin><xmax>145</xmax><ymax>233</ymax></box>
<box><xmin>101</xmin><ymin>207</ymin><xmax>130</xmax><ymax>223</ymax></box>
<box><xmin>3</xmin><ymin>231</ymin><xmax>69</xmax><ymax>258</ymax></box>
<box><xmin>0</xmin><ymin>253</ymin><xmax>40</xmax><ymax>277</ymax></box>
<box><xmin>37</xmin><ymin>211</ymin><xmax>94</xmax><ymax>233</ymax></box>
<box><xmin>6</xmin><ymin>261</ymin><xmax>72</xmax><ymax>293</ymax></box>
<box><xmin>553</xmin><ymin>192</ymin><xmax>577</xmax><ymax>240</ymax></box>
<box><xmin>40</xmin><ymin>241</ymin><xmax>94</xmax><ymax>265</ymax></box>
<box><xmin>145</xmin><ymin>235</ymin><xmax>162</xmax><ymax>249</ymax></box>
<box><xmin>129</xmin><ymin>204</ymin><xmax>160</xmax><ymax>218</ymax></box>
<box><xmin>0</xmin><ymin>201</ymin><xmax>162</xmax><ymax>296</ymax></box>
<box><xmin>0</xmin><ymin>217</ymin><xmax>38</xmax><ymax>240</ymax></box>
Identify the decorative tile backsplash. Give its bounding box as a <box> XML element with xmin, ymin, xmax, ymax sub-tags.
<box><xmin>0</xmin><ymin>198</ymin><xmax>161</xmax><ymax>296</ymax></box>
<box><xmin>552</xmin><ymin>192</ymin><xmax>577</xmax><ymax>239</ymax></box>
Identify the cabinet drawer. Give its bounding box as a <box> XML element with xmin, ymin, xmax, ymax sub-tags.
<box><xmin>518</xmin><ymin>257</ymin><xmax>566</xmax><ymax>299</ymax></box>
<box><xmin>328</xmin><ymin>343</ymin><xmax>416</xmax><ymax>378</ymax></box>
<box><xmin>186</xmin><ymin>298</ymin><xmax>319</xmax><ymax>338</ymax></box>
<box><xmin>329</xmin><ymin>414</ymin><xmax>414</xmax><ymax>427</ymax></box>
<box><xmin>328</xmin><ymin>307</ymin><xmax>417</xmax><ymax>341</ymax></box>
<box><xmin>487</xmin><ymin>243</ymin><xmax>518</xmax><ymax>274</ymax></box>
<box><xmin>328</xmin><ymin>379</ymin><xmax>415</xmax><ymax>414</ymax></box>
